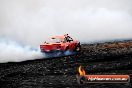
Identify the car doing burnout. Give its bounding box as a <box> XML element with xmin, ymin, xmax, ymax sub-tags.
<box><xmin>40</xmin><ymin>34</ymin><xmax>81</xmax><ymax>53</ymax></box>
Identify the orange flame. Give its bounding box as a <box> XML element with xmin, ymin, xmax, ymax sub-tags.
<box><xmin>78</xmin><ymin>66</ymin><xmax>86</xmax><ymax>76</ymax></box>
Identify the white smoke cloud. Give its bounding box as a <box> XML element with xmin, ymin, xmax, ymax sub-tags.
<box><xmin>0</xmin><ymin>0</ymin><xmax>132</xmax><ymax>62</ymax></box>
<box><xmin>0</xmin><ymin>0</ymin><xmax>132</xmax><ymax>45</ymax></box>
<box><xmin>0</xmin><ymin>38</ymin><xmax>43</xmax><ymax>63</ymax></box>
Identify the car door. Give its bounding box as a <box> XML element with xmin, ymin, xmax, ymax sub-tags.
<box><xmin>66</xmin><ymin>36</ymin><xmax>75</xmax><ymax>50</ymax></box>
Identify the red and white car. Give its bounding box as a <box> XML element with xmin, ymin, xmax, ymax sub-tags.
<box><xmin>40</xmin><ymin>34</ymin><xmax>81</xmax><ymax>53</ymax></box>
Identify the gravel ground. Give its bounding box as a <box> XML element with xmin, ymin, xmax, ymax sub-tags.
<box><xmin>0</xmin><ymin>40</ymin><xmax>132</xmax><ymax>88</ymax></box>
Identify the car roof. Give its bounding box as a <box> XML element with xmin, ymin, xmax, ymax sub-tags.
<box><xmin>51</xmin><ymin>35</ymin><xmax>65</xmax><ymax>39</ymax></box>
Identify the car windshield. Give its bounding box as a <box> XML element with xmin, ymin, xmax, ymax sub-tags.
<box><xmin>46</xmin><ymin>38</ymin><xmax>62</xmax><ymax>43</ymax></box>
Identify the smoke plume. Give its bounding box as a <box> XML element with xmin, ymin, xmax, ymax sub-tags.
<box><xmin>0</xmin><ymin>38</ymin><xmax>43</xmax><ymax>63</ymax></box>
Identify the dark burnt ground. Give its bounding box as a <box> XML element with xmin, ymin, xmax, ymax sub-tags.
<box><xmin>0</xmin><ymin>40</ymin><xmax>132</xmax><ymax>88</ymax></box>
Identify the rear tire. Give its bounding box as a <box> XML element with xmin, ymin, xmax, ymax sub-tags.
<box><xmin>65</xmin><ymin>46</ymin><xmax>69</xmax><ymax>51</ymax></box>
<box><xmin>75</xmin><ymin>44</ymin><xmax>81</xmax><ymax>52</ymax></box>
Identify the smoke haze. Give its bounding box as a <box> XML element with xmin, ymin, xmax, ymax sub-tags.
<box><xmin>0</xmin><ymin>38</ymin><xmax>43</xmax><ymax>63</ymax></box>
<box><xmin>0</xmin><ymin>0</ymin><xmax>132</xmax><ymax>63</ymax></box>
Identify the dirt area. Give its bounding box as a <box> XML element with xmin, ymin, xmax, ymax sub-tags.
<box><xmin>0</xmin><ymin>40</ymin><xmax>132</xmax><ymax>88</ymax></box>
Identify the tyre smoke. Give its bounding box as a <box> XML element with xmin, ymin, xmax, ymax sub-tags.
<box><xmin>0</xmin><ymin>38</ymin><xmax>43</xmax><ymax>63</ymax></box>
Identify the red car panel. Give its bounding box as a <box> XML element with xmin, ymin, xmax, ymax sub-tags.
<box><xmin>40</xmin><ymin>34</ymin><xmax>80</xmax><ymax>52</ymax></box>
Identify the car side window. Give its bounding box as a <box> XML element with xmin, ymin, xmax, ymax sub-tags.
<box><xmin>65</xmin><ymin>36</ymin><xmax>73</xmax><ymax>42</ymax></box>
<box><xmin>64</xmin><ymin>37</ymin><xmax>67</xmax><ymax>42</ymax></box>
<box><xmin>68</xmin><ymin>37</ymin><xmax>73</xmax><ymax>41</ymax></box>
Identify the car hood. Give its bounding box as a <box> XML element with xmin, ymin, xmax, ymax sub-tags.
<box><xmin>43</xmin><ymin>43</ymin><xmax>61</xmax><ymax>45</ymax></box>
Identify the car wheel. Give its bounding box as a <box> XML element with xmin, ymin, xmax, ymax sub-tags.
<box><xmin>65</xmin><ymin>46</ymin><xmax>69</xmax><ymax>51</ymax></box>
<box><xmin>75</xmin><ymin>44</ymin><xmax>81</xmax><ymax>52</ymax></box>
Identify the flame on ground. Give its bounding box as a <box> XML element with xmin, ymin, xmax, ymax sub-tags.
<box><xmin>78</xmin><ymin>66</ymin><xmax>86</xmax><ymax>76</ymax></box>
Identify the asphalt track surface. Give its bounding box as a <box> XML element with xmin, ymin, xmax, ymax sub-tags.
<box><xmin>0</xmin><ymin>40</ymin><xmax>132</xmax><ymax>88</ymax></box>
